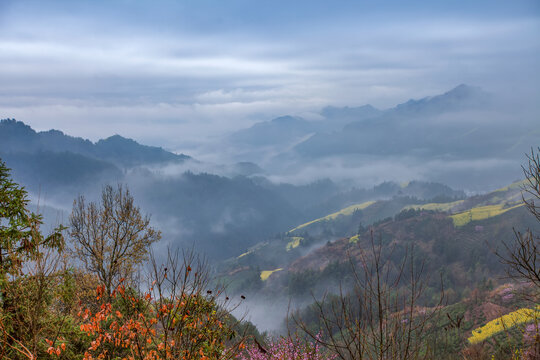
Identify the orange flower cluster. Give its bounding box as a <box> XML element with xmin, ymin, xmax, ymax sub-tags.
<box><xmin>77</xmin><ymin>282</ymin><xmax>236</xmax><ymax>360</ymax></box>
<box><xmin>45</xmin><ymin>338</ymin><xmax>66</xmax><ymax>357</ymax></box>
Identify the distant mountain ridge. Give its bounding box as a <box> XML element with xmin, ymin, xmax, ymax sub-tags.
<box><xmin>0</xmin><ymin>119</ymin><xmax>190</xmax><ymax>167</ymax></box>
<box><xmin>0</xmin><ymin>119</ymin><xmax>191</xmax><ymax>192</ymax></box>
<box><xmin>228</xmin><ymin>104</ymin><xmax>383</xmax><ymax>149</ymax></box>
<box><xmin>229</xmin><ymin>115</ymin><xmax>316</xmax><ymax>146</ymax></box>
<box><xmin>228</xmin><ymin>84</ymin><xmax>501</xmax><ymax>160</ymax></box>
<box><xmin>0</xmin><ymin>118</ymin><xmax>471</xmax><ymax>261</ymax></box>
<box><xmin>389</xmin><ymin>84</ymin><xmax>489</xmax><ymax>115</ymax></box>
<box><xmin>292</xmin><ymin>84</ymin><xmax>526</xmax><ymax>159</ymax></box>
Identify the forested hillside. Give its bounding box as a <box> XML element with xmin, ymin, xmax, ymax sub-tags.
<box><xmin>220</xmin><ymin>177</ymin><xmax>533</xmax><ymax>300</ymax></box>
<box><xmin>2</xmin><ymin>154</ymin><xmax>538</xmax><ymax>359</ymax></box>
<box><xmin>0</xmin><ymin>120</ymin><xmax>470</xmax><ymax>260</ymax></box>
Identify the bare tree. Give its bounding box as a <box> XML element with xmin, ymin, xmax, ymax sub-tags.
<box><xmin>522</xmin><ymin>147</ymin><xmax>540</xmax><ymax>222</ymax></box>
<box><xmin>69</xmin><ymin>184</ymin><xmax>161</xmax><ymax>296</ymax></box>
<box><xmin>496</xmin><ymin>147</ymin><xmax>540</xmax><ymax>289</ymax></box>
<box><xmin>293</xmin><ymin>232</ymin><xmax>443</xmax><ymax>360</ymax></box>
<box><xmin>144</xmin><ymin>248</ymin><xmax>247</xmax><ymax>359</ymax></box>
<box><xmin>498</xmin><ymin>229</ymin><xmax>539</xmax><ymax>289</ymax></box>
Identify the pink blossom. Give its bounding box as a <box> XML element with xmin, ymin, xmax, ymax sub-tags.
<box><xmin>237</xmin><ymin>334</ymin><xmax>337</xmax><ymax>360</ymax></box>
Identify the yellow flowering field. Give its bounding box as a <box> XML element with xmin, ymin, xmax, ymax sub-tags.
<box><xmin>404</xmin><ymin>200</ymin><xmax>464</xmax><ymax>212</ymax></box>
<box><xmin>450</xmin><ymin>203</ymin><xmax>523</xmax><ymax>227</ymax></box>
<box><xmin>288</xmin><ymin>201</ymin><xmax>375</xmax><ymax>233</ymax></box>
<box><xmin>260</xmin><ymin>268</ymin><xmax>283</xmax><ymax>281</ymax></box>
<box><xmin>468</xmin><ymin>306</ymin><xmax>540</xmax><ymax>344</ymax></box>
<box><xmin>286</xmin><ymin>237</ymin><xmax>304</xmax><ymax>251</ymax></box>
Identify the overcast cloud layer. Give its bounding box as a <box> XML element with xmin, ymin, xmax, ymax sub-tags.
<box><xmin>0</xmin><ymin>0</ymin><xmax>539</xmax><ymax>153</ymax></box>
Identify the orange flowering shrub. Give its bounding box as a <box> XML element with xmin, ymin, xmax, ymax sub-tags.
<box><xmin>78</xmin><ymin>253</ymin><xmax>243</xmax><ymax>360</ymax></box>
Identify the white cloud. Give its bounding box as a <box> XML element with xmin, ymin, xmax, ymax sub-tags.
<box><xmin>0</xmin><ymin>5</ymin><xmax>538</xmax><ymax>156</ymax></box>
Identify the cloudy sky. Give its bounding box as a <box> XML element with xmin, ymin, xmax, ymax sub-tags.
<box><xmin>0</xmin><ymin>0</ymin><xmax>539</xmax><ymax>151</ymax></box>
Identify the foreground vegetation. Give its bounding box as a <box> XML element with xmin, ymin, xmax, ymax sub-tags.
<box><xmin>0</xmin><ymin>149</ymin><xmax>538</xmax><ymax>359</ymax></box>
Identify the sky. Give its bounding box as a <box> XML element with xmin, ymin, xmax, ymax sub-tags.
<box><xmin>0</xmin><ymin>0</ymin><xmax>539</xmax><ymax>151</ymax></box>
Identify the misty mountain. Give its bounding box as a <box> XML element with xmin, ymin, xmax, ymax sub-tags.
<box><xmin>1</xmin><ymin>151</ymin><xmax>122</xmax><ymax>192</ymax></box>
<box><xmin>0</xmin><ymin>119</ymin><xmax>190</xmax><ymax>167</ymax></box>
<box><xmin>219</xmin><ymin>84</ymin><xmax>540</xmax><ymax>191</ymax></box>
<box><xmin>230</xmin><ymin>162</ymin><xmax>264</xmax><ymax>176</ymax></box>
<box><xmin>319</xmin><ymin>104</ymin><xmax>382</xmax><ymax>131</ymax></box>
<box><xmin>130</xmin><ymin>171</ymin><xmax>303</xmax><ymax>259</ymax></box>
<box><xmin>127</xmin><ymin>168</ymin><xmax>466</xmax><ymax>260</ymax></box>
<box><xmin>93</xmin><ymin>135</ymin><xmax>188</xmax><ymax>167</ymax></box>
<box><xmin>228</xmin><ymin>84</ymin><xmax>491</xmax><ymax>158</ymax></box>
<box><xmin>388</xmin><ymin>84</ymin><xmax>489</xmax><ymax>115</ymax></box>
<box><xmin>229</xmin><ymin>115</ymin><xmax>316</xmax><ymax>146</ymax></box>
<box><xmin>251</xmin><ymin>178</ymin><xmax>464</xmax><ymax>221</ymax></box>
<box><xmin>294</xmin><ymin>84</ymin><xmax>500</xmax><ymax>158</ymax></box>
<box><xmin>0</xmin><ymin>118</ymin><xmax>468</xmax><ymax>261</ymax></box>
<box><xmin>228</xmin><ymin>106</ymin><xmax>382</xmax><ymax>149</ymax></box>
<box><xmin>0</xmin><ymin>119</ymin><xmax>192</xmax><ymax>192</ymax></box>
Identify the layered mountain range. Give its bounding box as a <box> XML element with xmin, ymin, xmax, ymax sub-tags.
<box><xmin>1</xmin><ymin>119</ymin><xmax>468</xmax><ymax>260</ymax></box>
<box><xmin>1</xmin><ymin>84</ymin><xmax>537</xmax><ymax>261</ymax></box>
<box><xmin>1</xmin><ymin>86</ymin><xmax>538</xmax><ymax>344</ymax></box>
<box><xmin>226</xmin><ymin>84</ymin><xmax>538</xmax><ymax>190</ymax></box>
<box><xmin>230</xmin><ymin>84</ymin><xmax>492</xmax><ymax>157</ymax></box>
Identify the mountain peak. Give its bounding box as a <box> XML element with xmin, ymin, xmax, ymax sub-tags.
<box><xmin>0</xmin><ymin>119</ymin><xmax>40</xmax><ymax>153</ymax></box>
<box><xmin>444</xmin><ymin>84</ymin><xmax>483</xmax><ymax>99</ymax></box>
<box><xmin>392</xmin><ymin>84</ymin><xmax>489</xmax><ymax>114</ymax></box>
<box><xmin>0</xmin><ymin>118</ymin><xmax>36</xmax><ymax>134</ymax></box>
<box><xmin>42</xmin><ymin>129</ymin><xmax>65</xmax><ymax>136</ymax></box>
<box><xmin>230</xmin><ymin>115</ymin><xmax>315</xmax><ymax>146</ymax></box>
<box><xmin>97</xmin><ymin>134</ymin><xmax>136</xmax><ymax>145</ymax></box>
<box><xmin>321</xmin><ymin>104</ymin><xmax>381</xmax><ymax>119</ymax></box>
<box><xmin>271</xmin><ymin>115</ymin><xmax>303</xmax><ymax>124</ymax></box>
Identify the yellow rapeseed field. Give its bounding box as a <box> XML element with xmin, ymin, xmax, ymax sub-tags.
<box><xmin>237</xmin><ymin>249</ymin><xmax>253</xmax><ymax>259</ymax></box>
<box><xmin>288</xmin><ymin>201</ymin><xmax>375</xmax><ymax>233</ymax></box>
<box><xmin>450</xmin><ymin>203</ymin><xmax>523</xmax><ymax>227</ymax></box>
<box><xmin>286</xmin><ymin>237</ymin><xmax>304</xmax><ymax>251</ymax></box>
<box><xmin>468</xmin><ymin>306</ymin><xmax>540</xmax><ymax>344</ymax></box>
<box><xmin>404</xmin><ymin>200</ymin><xmax>464</xmax><ymax>212</ymax></box>
<box><xmin>260</xmin><ymin>268</ymin><xmax>283</xmax><ymax>281</ymax></box>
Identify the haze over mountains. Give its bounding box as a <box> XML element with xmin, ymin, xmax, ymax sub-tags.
<box><xmin>2</xmin><ymin>82</ymin><xmax>539</xmax><ymax>342</ymax></box>
<box><xmin>1</xmin><ymin>2</ymin><xmax>539</xmax><ymax>356</ymax></box>
<box><xmin>0</xmin><ymin>119</ymin><xmax>190</xmax><ymax>167</ymax></box>
<box><xmin>294</xmin><ymin>84</ymin><xmax>491</xmax><ymax>157</ymax></box>
<box><xmin>230</xmin><ymin>84</ymin><xmax>488</xmax><ymax>153</ymax></box>
<box><xmin>1</xmin><ymin>84</ymin><xmax>538</xmax><ymax>261</ymax></box>
<box><xmin>224</xmin><ymin>84</ymin><xmax>537</xmax><ymax>190</ymax></box>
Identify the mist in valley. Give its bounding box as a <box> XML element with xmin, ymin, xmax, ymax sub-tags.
<box><xmin>0</xmin><ymin>1</ymin><xmax>539</xmax><ymax>355</ymax></box>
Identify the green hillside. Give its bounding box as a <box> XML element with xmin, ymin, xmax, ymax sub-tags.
<box><xmin>218</xmin><ymin>178</ymin><xmax>537</xmax><ymax>306</ymax></box>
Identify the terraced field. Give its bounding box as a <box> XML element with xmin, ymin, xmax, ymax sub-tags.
<box><xmin>404</xmin><ymin>200</ymin><xmax>464</xmax><ymax>212</ymax></box>
<box><xmin>288</xmin><ymin>201</ymin><xmax>375</xmax><ymax>233</ymax></box>
<box><xmin>450</xmin><ymin>203</ymin><xmax>524</xmax><ymax>227</ymax></box>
